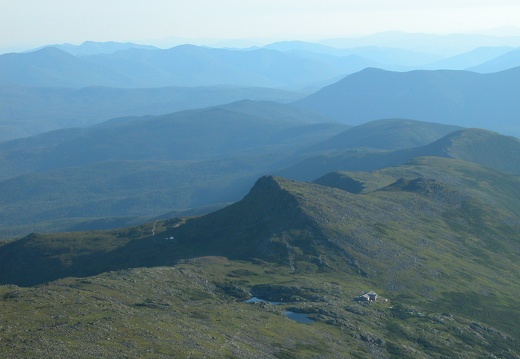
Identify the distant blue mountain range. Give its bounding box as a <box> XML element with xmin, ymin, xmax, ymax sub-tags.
<box><xmin>296</xmin><ymin>66</ymin><xmax>520</xmax><ymax>137</ymax></box>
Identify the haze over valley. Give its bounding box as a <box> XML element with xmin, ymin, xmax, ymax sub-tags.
<box><xmin>1</xmin><ymin>1</ymin><xmax>520</xmax><ymax>357</ymax></box>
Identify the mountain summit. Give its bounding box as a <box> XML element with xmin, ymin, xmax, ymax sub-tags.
<box><xmin>0</xmin><ymin>156</ymin><xmax>519</xmax><ymax>357</ymax></box>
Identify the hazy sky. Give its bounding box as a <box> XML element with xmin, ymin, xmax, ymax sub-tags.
<box><xmin>2</xmin><ymin>0</ymin><xmax>520</xmax><ymax>50</ymax></box>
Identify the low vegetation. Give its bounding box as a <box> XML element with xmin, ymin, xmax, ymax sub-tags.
<box><xmin>1</xmin><ymin>157</ymin><xmax>519</xmax><ymax>357</ymax></box>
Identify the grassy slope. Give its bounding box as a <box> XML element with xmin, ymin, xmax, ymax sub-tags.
<box><xmin>1</xmin><ymin>260</ymin><xmax>516</xmax><ymax>358</ymax></box>
<box><xmin>0</xmin><ymin>157</ymin><xmax>519</xmax><ymax>357</ymax></box>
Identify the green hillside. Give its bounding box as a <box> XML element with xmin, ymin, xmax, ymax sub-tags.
<box><xmin>0</xmin><ymin>156</ymin><xmax>518</xmax><ymax>357</ymax></box>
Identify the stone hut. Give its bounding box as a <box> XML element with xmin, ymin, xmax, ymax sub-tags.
<box><xmin>356</xmin><ymin>291</ymin><xmax>378</xmax><ymax>302</ymax></box>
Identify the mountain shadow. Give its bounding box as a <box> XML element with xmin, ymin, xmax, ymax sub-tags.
<box><xmin>1</xmin><ymin>156</ymin><xmax>519</xmax><ymax>346</ymax></box>
<box><xmin>2</xmin><ymin>156</ymin><xmax>519</xmax><ymax>286</ymax></box>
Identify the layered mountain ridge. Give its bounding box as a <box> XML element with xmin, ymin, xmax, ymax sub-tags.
<box><xmin>279</xmin><ymin>127</ymin><xmax>520</xmax><ymax>181</ymax></box>
<box><xmin>2</xmin><ymin>38</ymin><xmax>520</xmax><ymax>358</ymax></box>
<box><xmin>1</xmin><ymin>156</ymin><xmax>519</xmax><ymax>357</ymax></box>
<box><xmin>2</xmin><ymin>108</ymin><xmax>520</xmax><ymax>239</ymax></box>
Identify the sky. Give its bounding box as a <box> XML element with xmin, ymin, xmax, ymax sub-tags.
<box><xmin>2</xmin><ymin>0</ymin><xmax>520</xmax><ymax>51</ymax></box>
